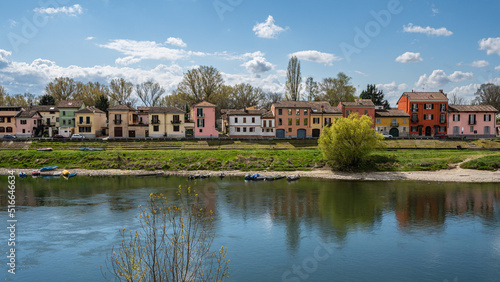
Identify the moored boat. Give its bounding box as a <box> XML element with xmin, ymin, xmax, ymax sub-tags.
<box><xmin>19</xmin><ymin>172</ymin><xmax>27</xmax><ymax>178</ymax></box>
<box><xmin>63</xmin><ymin>172</ymin><xmax>77</xmax><ymax>179</ymax></box>
<box><xmin>218</xmin><ymin>173</ymin><xmax>226</xmax><ymax>179</ymax></box>
<box><xmin>265</xmin><ymin>175</ymin><xmax>285</xmax><ymax>181</ymax></box>
<box><xmin>31</xmin><ymin>170</ymin><xmax>41</xmax><ymax>176</ymax></box>
<box><xmin>287</xmin><ymin>175</ymin><xmax>300</xmax><ymax>181</ymax></box>
<box><xmin>40</xmin><ymin>166</ymin><xmax>58</xmax><ymax>172</ymax></box>
<box><xmin>37</xmin><ymin>148</ymin><xmax>53</xmax><ymax>151</ymax></box>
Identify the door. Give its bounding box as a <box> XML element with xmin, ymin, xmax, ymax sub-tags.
<box><xmin>425</xmin><ymin>126</ymin><xmax>432</xmax><ymax>136</ymax></box>
<box><xmin>453</xmin><ymin>126</ymin><xmax>459</xmax><ymax>135</ymax></box>
<box><xmin>418</xmin><ymin>127</ymin><xmax>422</xmax><ymax>136</ymax></box>
<box><xmin>297</xmin><ymin>129</ymin><xmax>306</xmax><ymax>139</ymax></box>
<box><xmin>276</xmin><ymin>129</ymin><xmax>285</xmax><ymax>138</ymax></box>
<box><xmin>312</xmin><ymin>129</ymin><xmax>321</xmax><ymax>138</ymax></box>
<box><xmin>114</xmin><ymin>127</ymin><xmax>123</xmax><ymax>137</ymax></box>
<box><xmin>129</xmin><ymin>130</ymin><xmax>135</xmax><ymax>138</ymax></box>
<box><xmin>389</xmin><ymin>128</ymin><xmax>399</xmax><ymax>137</ymax></box>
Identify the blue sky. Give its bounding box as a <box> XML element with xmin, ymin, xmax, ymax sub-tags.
<box><xmin>1</xmin><ymin>0</ymin><xmax>499</xmax><ymax>106</ymax></box>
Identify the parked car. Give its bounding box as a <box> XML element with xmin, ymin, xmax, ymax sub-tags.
<box><xmin>52</xmin><ymin>134</ymin><xmax>66</xmax><ymax>139</ymax></box>
<box><xmin>382</xmin><ymin>133</ymin><xmax>393</xmax><ymax>139</ymax></box>
<box><xmin>3</xmin><ymin>134</ymin><xmax>16</xmax><ymax>139</ymax></box>
<box><xmin>70</xmin><ymin>134</ymin><xmax>85</xmax><ymax>139</ymax></box>
<box><xmin>434</xmin><ymin>133</ymin><xmax>448</xmax><ymax>139</ymax></box>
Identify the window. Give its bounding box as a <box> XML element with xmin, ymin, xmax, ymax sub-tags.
<box><xmin>304</xmin><ymin>109</ymin><xmax>308</xmax><ymax>115</ymax></box>
<box><xmin>296</xmin><ymin>109</ymin><xmax>300</xmax><ymax>115</ymax></box>
<box><xmin>249</xmin><ymin>127</ymin><xmax>255</xmax><ymax>133</ymax></box>
<box><xmin>424</xmin><ymin>104</ymin><xmax>434</xmax><ymax>110</ymax></box>
<box><xmin>296</xmin><ymin>118</ymin><xmax>300</xmax><ymax>126</ymax></box>
<box><xmin>197</xmin><ymin>108</ymin><xmax>204</xmax><ymax>117</ymax></box>
<box><xmin>172</xmin><ymin>115</ymin><xmax>180</xmax><ymax>123</ymax></box>
<box><xmin>22</xmin><ymin>129</ymin><xmax>25</xmax><ymax>133</ymax></box>
<box><xmin>263</xmin><ymin>120</ymin><xmax>267</xmax><ymax>127</ymax></box>
<box><xmin>453</xmin><ymin>114</ymin><xmax>460</xmax><ymax>122</ymax></box>
<box><xmin>0</xmin><ymin>117</ymin><xmax>4</xmax><ymax>123</ymax></box>
<box><xmin>440</xmin><ymin>114</ymin><xmax>446</xmax><ymax>123</ymax></box>
<box><xmin>288</xmin><ymin>118</ymin><xmax>292</xmax><ymax>126</ymax></box>
<box><xmin>412</xmin><ymin>104</ymin><xmax>418</xmax><ymax>112</ymax></box>
<box><xmin>199</xmin><ymin>129</ymin><xmax>203</xmax><ymax>133</ymax></box>
<box><xmin>79</xmin><ymin>117</ymin><xmax>83</xmax><ymax>124</ymax></box>
<box><xmin>243</xmin><ymin>127</ymin><xmax>247</xmax><ymax>132</ymax></box>
<box><xmin>173</xmin><ymin>125</ymin><xmax>179</xmax><ymax>132</ymax></box>
<box><xmin>7</xmin><ymin>117</ymin><xmax>11</xmax><ymax>123</ymax></box>
<box><xmin>278</xmin><ymin>109</ymin><xmax>282</xmax><ymax>115</ymax></box>
<box><xmin>288</xmin><ymin>109</ymin><xmax>292</xmax><ymax>115</ymax></box>
<box><xmin>288</xmin><ymin>128</ymin><xmax>292</xmax><ymax>132</ymax></box>
<box><xmin>325</xmin><ymin>118</ymin><xmax>332</xmax><ymax>125</ymax></box>
<box><xmin>0</xmin><ymin>127</ymin><xmax>4</xmax><ymax>132</ymax></box>
<box><xmin>484</xmin><ymin>114</ymin><xmax>491</xmax><ymax>122</ymax></box>
<box><xmin>313</xmin><ymin>118</ymin><xmax>320</xmax><ymax>124</ymax></box>
<box><xmin>20</xmin><ymin>120</ymin><xmax>27</xmax><ymax>125</ymax></box>
<box><xmin>252</xmin><ymin>117</ymin><xmax>255</xmax><ymax>123</ymax></box>
<box><xmin>364</xmin><ymin>110</ymin><xmax>368</xmax><ymax>115</ymax></box>
<box><xmin>403</xmin><ymin>118</ymin><xmax>407</xmax><ymax>124</ymax></box>
<box><xmin>243</xmin><ymin>117</ymin><xmax>247</xmax><ymax>123</ymax></box>
<box><xmin>56</xmin><ymin>117</ymin><xmax>59</xmax><ymax>122</ymax></box>
<box><xmin>197</xmin><ymin>119</ymin><xmax>205</xmax><ymax>128</ymax></box>
<box><xmin>63</xmin><ymin>111</ymin><xmax>66</xmax><ymax>116</ymax></box>
<box><xmin>411</xmin><ymin>126</ymin><xmax>418</xmax><ymax>132</ymax></box>
<box><xmin>79</xmin><ymin>127</ymin><xmax>84</xmax><ymax>133</ymax></box>
<box><xmin>485</xmin><ymin>126</ymin><xmax>490</xmax><ymax>134</ymax></box>
<box><xmin>63</xmin><ymin>120</ymin><xmax>66</xmax><ymax>125</ymax></box>
<box><xmin>424</xmin><ymin>114</ymin><xmax>433</xmax><ymax>120</ymax></box>
<box><xmin>236</xmin><ymin>127</ymin><xmax>241</xmax><ymax>132</ymax></box>
<box><xmin>376</xmin><ymin>118</ymin><xmax>381</xmax><ymax>124</ymax></box>
<box><xmin>440</xmin><ymin>126</ymin><xmax>446</xmax><ymax>132</ymax></box>
<box><xmin>346</xmin><ymin>110</ymin><xmax>352</xmax><ymax>116</ymax></box>
<box><xmin>235</xmin><ymin>117</ymin><xmax>238</xmax><ymax>123</ymax></box>
<box><xmin>468</xmin><ymin>114</ymin><xmax>476</xmax><ymax>125</ymax></box>
<box><xmin>470</xmin><ymin>126</ymin><xmax>474</xmax><ymax>133</ymax></box>
<box><xmin>86</xmin><ymin>116</ymin><xmax>90</xmax><ymax>124</ymax></box>
<box><xmin>278</xmin><ymin>118</ymin><xmax>282</xmax><ymax>126</ymax></box>
<box><xmin>304</xmin><ymin>118</ymin><xmax>308</xmax><ymax>126</ymax></box>
<box><xmin>440</xmin><ymin>104</ymin><xmax>446</xmax><ymax>112</ymax></box>
<box><xmin>153</xmin><ymin>125</ymin><xmax>159</xmax><ymax>132</ymax></box>
<box><xmin>6</xmin><ymin>127</ymin><xmax>12</xmax><ymax>133</ymax></box>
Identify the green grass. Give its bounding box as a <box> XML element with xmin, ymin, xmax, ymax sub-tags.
<box><xmin>1</xmin><ymin>148</ymin><xmax>498</xmax><ymax>172</ymax></box>
<box><xmin>460</xmin><ymin>155</ymin><xmax>500</xmax><ymax>170</ymax></box>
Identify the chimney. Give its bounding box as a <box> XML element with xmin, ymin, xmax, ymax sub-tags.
<box><xmin>411</xmin><ymin>90</ymin><xmax>414</xmax><ymax>92</ymax></box>
<box><xmin>439</xmin><ymin>89</ymin><xmax>443</xmax><ymax>93</ymax></box>
<box><xmin>321</xmin><ymin>105</ymin><xmax>324</xmax><ymax>112</ymax></box>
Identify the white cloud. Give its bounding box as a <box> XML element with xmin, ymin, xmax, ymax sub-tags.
<box><xmin>471</xmin><ymin>60</ymin><xmax>489</xmax><ymax>68</ymax></box>
<box><xmin>479</xmin><ymin>37</ymin><xmax>500</xmax><ymax>56</ymax></box>
<box><xmin>495</xmin><ymin>65</ymin><xmax>500</xmax><ymax>70</ymax></box>
<box><xmin>253</xmin><ymin>15</ymin><xmax>287</xmax><ymax>39</ymax></box>
<box><xmin>449</xmin><ymin>84</ymin><xmax>481</xmax><ymax>102</ymax></box>
<box><xmin>395</xmin><ymin>52</ymin><xmax>423</xmax><ymax>63</ymax></box>
<box><xmin>85</xmin><ymin>36</ymin><xmax>95</xmax><ymax>41</ymax></box>
<box><xmin>403</xmin><ymin>23</ymin><xmax>453</xmax><ymax>37</ymax></box>
<box><xmin>354</xmin><ymin>71</ymin><xmax>368</xmax><ymax>77</ymax></box>
<box><xmin>0</xmin><ymin>49</ymin><xmax>12</xmax><ymax>65</ymax></box>
<box><xmin>432</xmin><ymin>8</ymin><xmax>439</xmax><ymax>16</ymax></box>
<box><xmin>288</xmin><ymin>50</ymin><xmax>342</xmax><ymax>65</ymax></box>
<box><xmin>99</xmin><ymin>39</ymin><xmax>207</xmax><ymax>65</ymax></box>
<box><xmin>222</xmin><ymin>72</ymin><xmax>284</xmax><ymax>93</ymax></box>
<box><xmin>165</xmin><ymin>37</ymin><xmax>187</xmax><ymax>48</ymax></box>
<box><xmin>415</xmin><ymin>70</ymin><xmax>473</xmax><ymax>89</ymax></box>
<box><xmin>375</xmin><ymin>82</ymin><xmax>408</xmax><ymax>106</ymax></box>
<box><xmin>9</xmin><ymin>20</ymin><xmax>17</xmax><ymax>28</ymax></box>
<box><xmin>34</xmin><ymin>4</ymin><xmax>83</xmax><ymax>16</ymax></box>
<box><xmin>241</xmin><ymin>56</ymin><xmax>274</xmax><ymax>74</ymax></box>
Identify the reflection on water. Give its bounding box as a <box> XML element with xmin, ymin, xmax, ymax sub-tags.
<box><xmin>1</xmin><ymin>176</ymin><xmax>500</xmax><ymax>281</ymax></box>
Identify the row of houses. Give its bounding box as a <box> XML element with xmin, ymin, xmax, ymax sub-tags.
<box><xmin>0</xmin><ymin>90</ymin><xmax>498</xmax><ymax>139</ymax></box>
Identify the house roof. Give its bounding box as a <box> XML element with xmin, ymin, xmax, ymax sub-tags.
<box><xmin>375</xmin><ymin>109</ymin><xmax>410</xmax><ymax>117</ymax></box>
<box><xmin>149</xmin><ymin>106</ymin><xmax>185</xmax><ymax>114</ymax></box>
<box><xmin>15</xmin><ymin>110</ymin><xmax>40</xmax><ymax>118</ymax></box>
<box><xmin>193</xmin><ymin>100</ymin><xmax>216</xmax><ymax>107</ymax></box>
<box><xmin>339</xmin><ymin>99</ymin><xmax>375</xmax><ymax>107</ymax></box>
<box><xmin>137</xmin><ymin>106</ymin><xmax>150</xmax><ymax>112</ymax></box>
<box><xmin>0</xmin><ymin>106</ymin><xmax>23</xmax><ymax>111</ymax></box>
<box><xmin>262</xmin><ymin>111</ymin><xmax>275</xmax><ymax>118</ymax></box>
<box><xmin>75</xmin><ymin>106</ymin><xmax>105</xmax><ymax>114</ymax></box>
<box><xmin>108</xmin><ymin>104</ymin><xmax>137</xmax><ymax>111</ymax></box>
<box><xmin>226</xmin><ymin>109</ymin><xmax>267</xmax><ymax>116</ymax></box>
<box><xmin>31</xmin><ymin>105</ymin><xmax>59</xmax><ymax>112</ymax></box>
<box><xmin>401</xmin><ymin>92</ymin><xmax>448</xmax><ymax>101</ymax></box>
<box><xmin>58</xmin><ymin>100</ymin><xmax>84</xmax><ymax>108</ymax></box>
<box><xmin>448</xmin><ymin>105</ymin><xmax>498</xmax><ymax>113</ymax></box>
<box><xmin>272</xmin><ymin>101</ymin><xmax>342</xmax><ymax>114</ymax></box>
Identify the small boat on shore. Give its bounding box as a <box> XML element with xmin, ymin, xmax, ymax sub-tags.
<box><xmin>63</xmin><ymin>172</ymin><xmax>77</xmax><ymax>179</ymax></box>
<box><xmin>265</xmin><ymin>175</ymin><xmax>285</xmax><ymax>181</ymax></box>
<box><xmin>287</xmin><ymin>175</ymin><xmax>300</xmax><ymax>181</ymax></box>
<box><xmin>245</xmin><ymin>173</ymin><xmax>262</xmax><ymax>181</ymax></box>
<box><xmin>41</xmin><ymin>172</ymin><xmax>62</xmax><ymax>177</ymax></box>
<box><xmin>188</xmin><ymin>173</ymin><xmax>211</xmax><ymax>180</ymax></box>
<box><xmin>19</xmin><ymin>172</ymin><xmax>27</xmax><ymax>178</ymax></box>
<box><xmin>136</xmin><ymin>172</ymin><xmax>163</xmax><ymax>177</ymax></box>
<box><xmin>37</xmin><ymin>148</ymin><xmax>53</xmax><ymax>152</ymax></box>
<box><xmin>40</xmin><ymin>166</ymin><xmax>58</xmax><ymax>172</ymax></box>
<box><xmin>79</xmin><ymin>148</ymin><xmax>105</xmax><ymax>151</ymax></box>
<box><xmin>218</xmin><ymin>173</ymin><xmax>226</xmax><ymax>179</ymax></box>
<box><xmin>32</xmin><ymin>170</ymin><xmax>41</xmax><ymax>176</ymax></box>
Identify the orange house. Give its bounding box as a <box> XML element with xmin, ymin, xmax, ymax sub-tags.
<box><xmin>397</xmin><ymin>90</ymin><xmax>448</xmax><ymax>136</ymax></box>
<box><xmin>338</xmin><ymin>99</ymin><xmax>376</xmax><ymax>127</ymax></box>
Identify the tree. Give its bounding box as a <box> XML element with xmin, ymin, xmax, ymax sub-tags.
<box><xmin>175</xmin><ymin>66</ymin><xmax>224</xmax><ymax>104</ymax></box>
<box><xmin>3</xmin><ymin>93</ymin><xmax>38</xmax><ymax>108</ymax></box>
<box><xmin>449</xmin><ymin>93</ymin><xmax>467</xmax><ymax>105</ymax></box>
<box><xmin>316</xmin><ymin>73</ymin><xmax>356</xmax><ymax>106</ymax></box>
<box><xmin>473</xmin><ymin>83</ymin><xmax>500</xmax><ymax>110</ymax></box>
<box><xmin>95</xmin><ymin>94</ymin><xmax>110</xmax><ymax>113</ymax></box>
<box><xmin>104</xmin><ymin>187</ymin><xmax>229</xmax><ymax>281</ymax></box>
<box><xmin>305</xmin><ymin>77</ymin><xmax>318</xmax><ymax>101</ymax></box>
<box><xmin>319</xmin><ymin>113</ymin><xmax>383</xmax><ymax>171</ymax></box>
<box><xmin>359</xmin><ymin>84</ymin><xmax>390</xmax><ymax>109</ymax></box>
<box><xmin>45</xmin><ymin>77</ymin><xmax>77</xmax><ymax>102</ymax></box>
<box><xmin>0</xmin><ymin>85</ymin><xmax>7</xmax><ymax>105</ymax></box>
<box><xmin>136</xmin><ymin>80</ymin><xmax>165</xmax><ymax>107</ymax></box>
<box><xmin>110</xmin><ymin>78</ymin><xmax>136</xmax><ymax>106</ymax></box>
<box><xmin>285</xmin><ymin>56</ymin><xmax>301</xmax><ymax>101</ymax></box>
<box><xmin>74</xmin><ymin>82</ymin><xmax>110</xmax><ymax>106</ymax></box>
<box><xmin>230</xmin><ymin>83</ymin><xmax>265</xmax><ymax>109</ymax></box>
<box><xmin>261</xmin><ymin>92</ymin><xmax>283</xmax><ymax>109</ymax></box>
<box><xmin>38</xmin><ymin>94</ymin><xmax>56</xmax><ymax>105</ymax></box>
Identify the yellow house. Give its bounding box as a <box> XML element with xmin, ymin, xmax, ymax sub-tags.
<box><xmin>374</xmin><ymin>109</ymin><xmax>410</xmax><ymax>137</ymax></box>
<box><xmin>0</xmin><ymin>106</ymin><xmax>23</xmax><ymax>137</ymax></box>
<box><xmin>149</xmin><ymin>107</ymin><xmax>193</xmax><ymax>138</ymax></box>
<box><xmin>75</xmin><ymin>106</ymin><xmax>107</xmax><ymax>138</ymax></box>
<box><xmin>310</xmin><ymin>102</ymin><xmax>343</xmax><ymax>137</ymax></box>
<box><xmin>31</xmin><ymin>105</ymin><xmax>59</xmax><ymax>137</ymax></box>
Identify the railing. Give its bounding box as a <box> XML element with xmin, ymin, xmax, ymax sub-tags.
<box><xmin>197</xmin><ymin>114</ymin><xmax>205</xmax><ymax>117</ymax></box>
<box><xmin>171</xmin><ymin>120</ymin><xmax>181</xmax><ymax>124</ymax></box>
<box><xmin>411</xmin><ymin>118</ymin><xmax>419</xmax><ymax>123</ymax></box>
<box><xmin>77</xmin><ymin>121</ymin><xmax>92</xmax><ymax>125</ymax></box>
<box><xmin>412</xmin><ymin>109</ymin><xmax>418</xmax><ymax>113</ymax></box>
<box><xmin>440</xmin><ymin>119</ymin><xmax>446</xmax><ymax>124</ymax></box>
<box><xmin>391</xmin><ymin>122</ymin><xmax>399</xmax><ymax>127</ymax></box>
<box><xmin>113</xmin><ymin>120</ymin><xmax>122</xmax><ymax>125</ymax></box>
<box><xmin>151</xmin><ymin>120</ymin><xmax>160</xmax><ymax>125</ymax></box>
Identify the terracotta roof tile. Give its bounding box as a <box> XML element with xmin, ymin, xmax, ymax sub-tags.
<box><xmin>108</xmin><ymin>104</ymin><xmax>137</xmax><ymax>111</ymax></box>
<box><xmin>448</xmin><ymin>105</ymin><xmax>498</xmax><ymax>112</ymax></box>
<box><xmin>402</xmin><ymin>92</ymin><xmax>448</xmax><ymax>101</ymax></box>
<box><xmin>15</xmin><ymin>110</ymin><xmax>40</xmax><ymax>118</ymax></box>
<box><xmin>75</xmin><ymin>106</ymin><xmax>105</xmax><ymax>114</ymax></box>
<box><xmin>30</xmin><ymin>105</ymin><xmax>59</xmax><ymax>112</ymax></box>
<box><xmin>375</xmin><ymin>109</ymin><xmax>410</xmax><ymax>117</ymax></box>
<box><xmin>339</xmin><ymin>99</ymin><xmax>375</xmax><ymax>107</ymax></box>
<box><xmin>193</xmin><ymin>100</ymin><xmax>216</xmax><ymax>107</ymax></box>
<box><xmin>58</xmin><ymin>100</ymin><xmax>84</xmax><ymax>108</ymax></box>
<box><xmin>149</xmin><ymin>107</ymin><xmax>185</xmax><ymax>114</ymax></box>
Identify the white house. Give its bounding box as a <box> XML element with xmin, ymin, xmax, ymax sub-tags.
<box><xmin>227</xmin><ymin>109</ymin><xmax>268</xmax><ymax>138</ymax></box>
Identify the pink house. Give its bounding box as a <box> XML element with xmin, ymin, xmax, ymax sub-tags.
<box><xmin>15</xmin><ymin>110</ymin><xmax>42</xmax><ymax>138</ymax></box>
<box><xmin>190</xmin><ymin>101</ymin><xmax>218</xmax><ymax>138</ymax></box>
<box><xmin>448</xmin><ymin>105</ymin><xmax>498</xmax><ymax>138</ymax></box>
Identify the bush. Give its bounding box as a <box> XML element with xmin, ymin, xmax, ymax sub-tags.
<box><xmin>319</xmin><ymin>113</ymin><xmax>383</xmax><ymax>171</ymax></box>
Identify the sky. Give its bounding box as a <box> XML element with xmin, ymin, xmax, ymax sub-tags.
<box><xmin>0</xmin><ymin>0</ymin><xmax>499</xmax><ymax>107</ymax></box>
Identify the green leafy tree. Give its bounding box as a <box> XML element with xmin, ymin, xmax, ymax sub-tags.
<box><xmin>3</xmin><ymin>92</ymin><xmax>38</xmax><ymax>108</ymax></box>
<box><xmin>230</xmin><ymin>83</ymin><xmax>265</xmax><ymax>109</ymax></box>
<box><xmin>360</xmin><ymin>84</ymin><xmax>390</xmax><ymax>109</ymax></box>
<box><xmin>109</xmin><ymin>78</ymin><xmax>137</xmax><ymax>106</ymax></box>
<box><xmin>305</xmin><ymin>77</ymin><xmax>318</xmax><ymax>101</ymax></box>
<box><xmin>473</xmin><ymin>83</ymin><xmax>500</xmax><ymax>111</ymax></box>
<box><xmin>319</xmin><ymin>113</ymin><xmax>383</xmax><ymax>170</ymax></box>
<box><xmin>95</xmin><ymin>94</ymin><xmax>110</xmax><ymax>113</ymax></box>
<box><xmin>74</xmin><ymin>82</ymin><xmax>110</xmax><ymax>106</ymax></box>
<box><xmin>285</xmin><ymin>56</ymin><xmax>302</xmax><ymax>101</ymax></box>
<box><xmin>0</xmin><ymin>85</ymin><xmax>7</xmax><ymax>105</ymax></box>
<box><xmin>104</xmin><ymin>187</ymin><xmax>229</xmax><ymax>281</ymax></box>
<box><xmin>38</xmin><ymin>94</ymin><xmax>56</xmax><ymax>105</ymax></box>
<box><xmin>45</xmin><ymin>77</ymin><xmax>77</xmax><ymax>102</ymax></box>
<box><xmin>317</xmin><ymin>72</ymin><xmax>356</xmax><ymax>106</ymax></box>
<box><xmin>136</xmin><ymin>80</ymin><xmax>165</xmax><ymax>107</ymax></box>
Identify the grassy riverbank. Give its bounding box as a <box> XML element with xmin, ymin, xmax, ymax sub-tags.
<box><xmin>1</xmin><ymin>149</ymin><xmax>499</xmax><ymax>172</ymax></box>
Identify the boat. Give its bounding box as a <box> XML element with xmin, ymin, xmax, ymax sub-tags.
<box><xmin>41</xmin><ymin>172</ymin><xmax>62</xmax><ymax>177</ymax></box>
<box><xmin>62</xmin><ymin>170</ymin><xmax>71</xmax><ymax>176</ymax></box>
<box><xmin>40</xmin><ymin>166</ymin><xmax>58</xmax><ymax>172</ymax></box>
<box><xmin>135</xmin><ymin>172</ymin><xmax>163</xmax><ymax>177</ymax></box>
<box><xmin>218</xmin><ymin>173</ymin><xmax>226</xmax><ymax>179</ymax></box>
<box><xmin>31</xmin><ymin>170</ymin><xmax>41</xmax><ymax>176</ymax></box>
<box><xmin>287</xmin><ymin>175</ymin><xmax>300</xmax><ymax>181</ymax></box>
<box><xmin>188</xmin><ymin>174</ymin><xmax>201</xmax><ymax>180</ymax></box>
<box><xmin>265</xmin><ymin>175</ymin><xmax>285</xmax><ymax>181</ymax></box>
<box><xmin>200</xmin><ymin>173</ymin><xmax>211</xmax><ymax>179</ymax></box>
<box><xmin>244</xmin><ymin>173</ymin><xmax>252</xmax><ymax>181</ymax></box>
<box><xmin>37</xmin><ymin>148</ymin><xmax>53</xmax><ymax>152</ymax></box>
<box><xmin>63</xmin><ymin>172</ymin><xmax>77</xmax><ymax>179</ymax></box>
<box><xmin>244</xmin><ymin>173</ymin><xmax>261</xmax><ymax>181</ymax></box>
<box><xmin>79</xmin><ymin>148</ymin><xmax>105</xmax><ymax>151</ymax></box>
<box><xmin>78</xmin><ymin>148</ymin><xmax>89</xmax><ymax>151</ymax></box>
<box><xmin>19</xmin><ymin>172</ymin><xmax>27</xmax><ymax>178</ymax></box>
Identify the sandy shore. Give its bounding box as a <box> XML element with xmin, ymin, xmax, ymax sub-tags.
<box><xmin>1</xmin><ymin>165</ymin><xmax>499</xmax><ymax>182</ymax></box>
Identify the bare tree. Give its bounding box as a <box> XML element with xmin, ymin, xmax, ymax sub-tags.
<box><xmin>230</xmin><ymin>83</ymin><xmax>265</xmax><ymax>109</ymax></box>
<box><xmin>473</xmin><ymin>83</ymin><xmax>500</xmax><ymax>110</ymax></box>
<box><xmin>286</xmin><ymin>56</ymin><xmax>302</xmax><ymax>101</ymax></box>
<box><xmin>104</xmin><ymin>187</ymin><xmax>229</xmax><ymax>281</ymax></box>
<box><xmin>136</xmin><ymin>80</ymin><xmax>165</xmax><ymax>107</ymax></box>
<box><xmin>449</xmin><ymin>93</ymin><xmax>467</xmax><ymax>105</ymax></box>
<box><xmin>45</xmin><ymin>77</ymin><xmax>77</xmax><ymax>102</ymax></box>
<box><xmin>74</xmin><ymin>81</ymin><xmax>110</xmax><ymax>106</ymax></box>
<box><xmin>176</xmin><ymin>66</ymin><xmax>224</xmax><ymax>103</ymax></box>
<box><xmin>261</xmin><ymin>92</ymin><xmax>283</xmax><ymax>109</ymax></box>
<box><xmin>110</xmin><ymin>78</ymin><xmax>136</xmax><ymax>106</ymax></box>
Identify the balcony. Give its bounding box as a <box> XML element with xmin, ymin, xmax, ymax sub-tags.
<box><xmin>151</xmin><ymin>120</ymin><xmax>160</xmax><ymax>125</ymax></box>
<box><xmin>197</xmin><ymin>113</ymin><xmax>205</xmax><ymax>118</ymax></box>
<box><xmin>411</xmin><ymin>118</ymin><xmax>419</xmax><ymax>123</ymax></box>
<box><xmin>77</xmin><ymin>121</ymin><xmax>92</xmax><ymax>125</ymax></box>
<box><xmin>171</xmin><ymin>120</ymin><xmax>182</xmax><ymax>124</ymax></box>
<box><xmin>391</xmin><ymin>122</ymin><xmax>399</xmax><ymax>127</ymax></box>
<box><xmin>468</xmin><ymin>121</ymin><xmax>476</xmax><ymax>125</ymax></box>
<box><xmin>113</xmin><ymin>120</ymin><xmax>122</xmax><ymax>125</ymax></box>
<box><xmin>412</xmin><ymin>109</ymin><xmax>418</xmax><ymax>113</ymax></box>
<box><xmin>440</xmin><ymin>119</ymin><xmax>446</xmax><ymax>124</ymax></box>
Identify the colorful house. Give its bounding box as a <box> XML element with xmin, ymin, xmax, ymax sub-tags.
<box><xmin>31</xmin><ymin>105</ymin><xmax>59</xmax><ymax>137</ymax></box>
<box><xmin>397</xmin><ymin>91</ymin><xmax>448</xmax><ymax>136</ymax></box>
<box><xmin>74</xmin><ymin>106</ymin><xmax>107</xmax><ymax>138</ymax></box>
<box><xmin>271</xmin><ymin>101</ymin><xmax>313</xmax><ymax>138</ymax></box>
<box><xmin>447</xmin><ymin>105</ymin><xmax>498</xmax><ymax>138</ymax></box>
<box><xmin>149</xmin><ymin>107</ymin><xmax>193</xmax><ymax>138</ymax></box>
<box><xmin>310</xmin><ymin>102</ymin><xmax>342</xmax><ymax>137</ymax></box>
<box><xmin>338</xmin><ymin>99</ymin><xmax>376</xmax><ymax>127</ymax></box>
<box><xmin>58</xmin><ymin>100</ymin><xmax>85</xmax><ymax>137</ymax></box>
<box><xmin>108</xmin><ymin>104</ymin><xmax>143</xmax><ymax>138</ymax></box>
<box><xmin>15</xmin><ymin>110</ymin><xmax>42</xmax><ymax>138</ymax></box>
<box><xmin>190</xmin><ymin>101</ymin><xmax>218</xmax><ymax>138</ymax></box>
<box><xmin>226</xmin><ymin>109</ymin><xmax>267</xmax><ymax>138</ymax></box>
<box><xmin>375</xmin><ymin>109</ymin><xmax>410</xmax><ymax>137</ymax></box>
<box><xmin>0</xmin><ymin>106</ymin><xmax>22</xmax><ymax>137</ymax></box>
<box><xmin>261</xmin><ymin>111</ymin><xmax>275</xmax><ymax>138</ymax></box>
